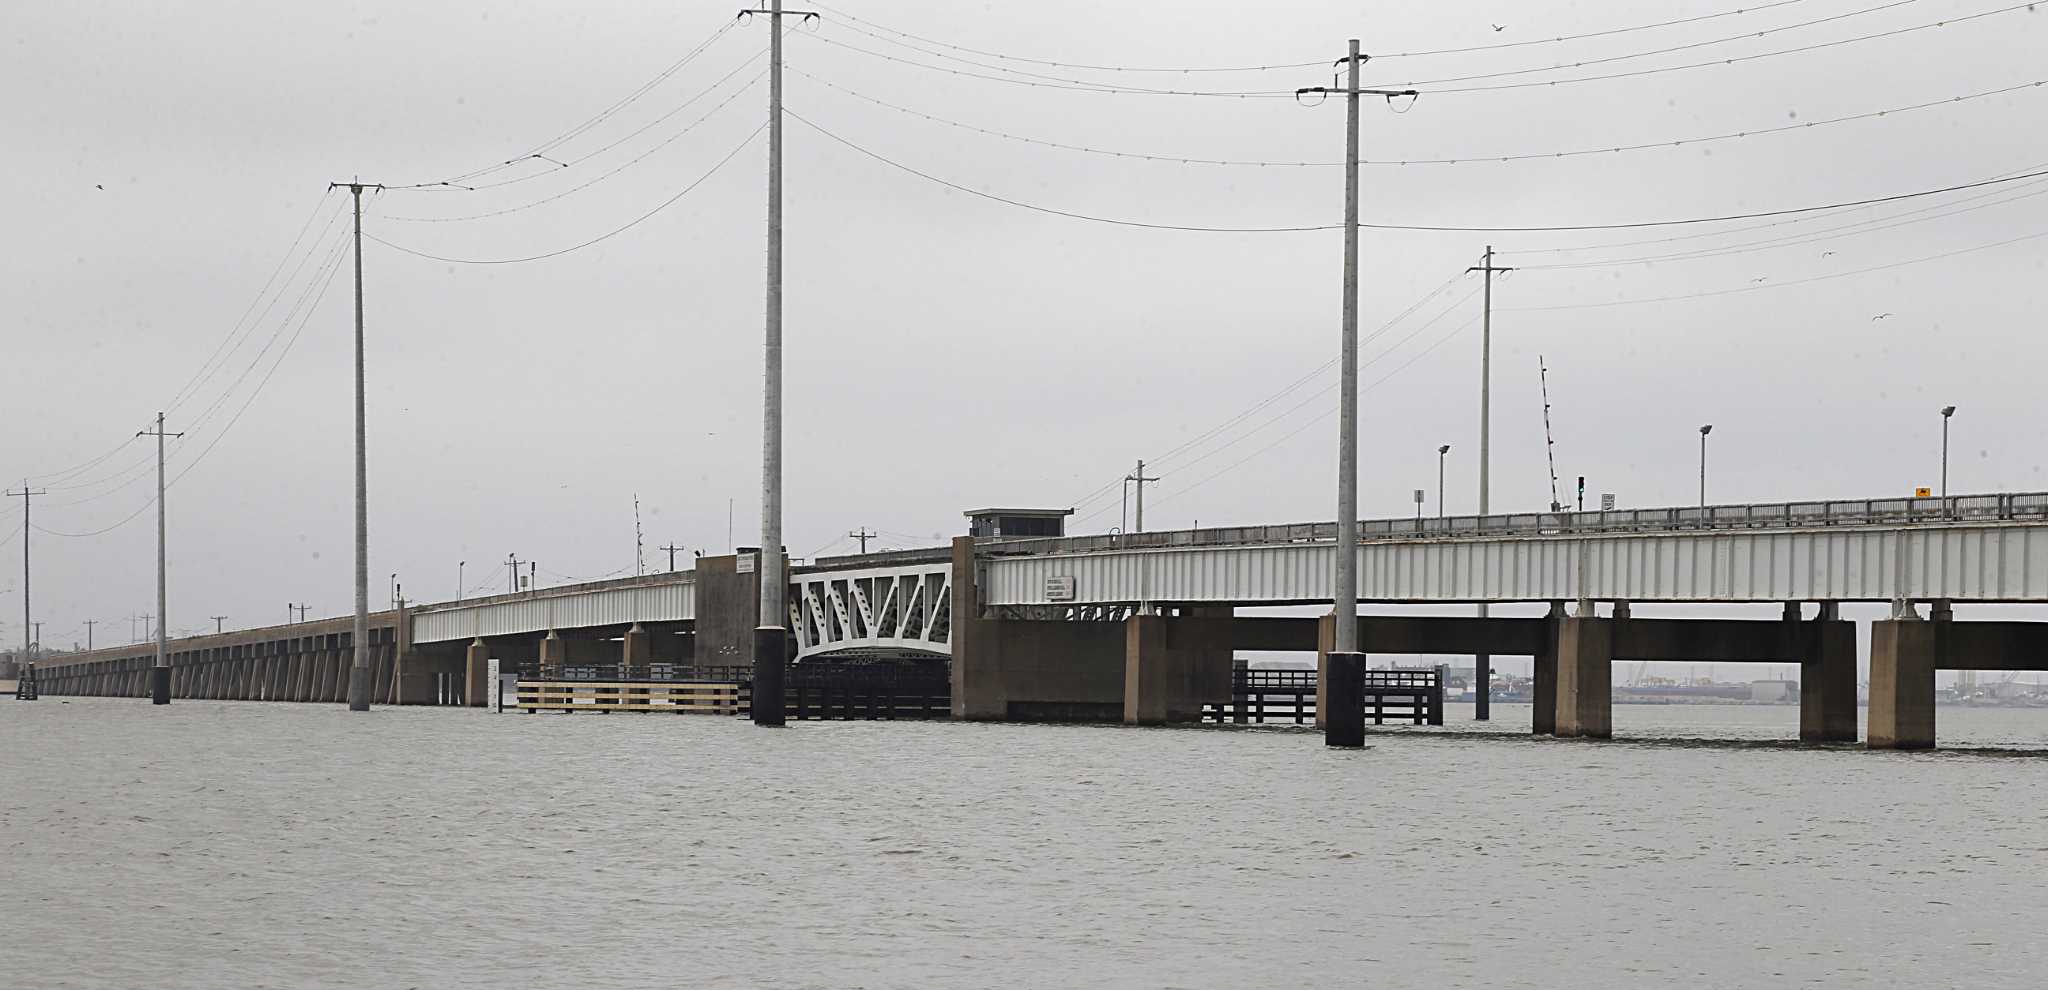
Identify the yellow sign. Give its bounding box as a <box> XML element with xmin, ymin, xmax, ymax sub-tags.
<box><xmin>1914</xmin><ymin>487</ymin><xmax>1932</xmax><ymax>498</ymax></box>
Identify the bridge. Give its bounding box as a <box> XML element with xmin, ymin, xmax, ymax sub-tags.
<box><xmin>23</xmin><ymin>491</ymin><xmax>2048</xmax><ymax>750</ymax></box>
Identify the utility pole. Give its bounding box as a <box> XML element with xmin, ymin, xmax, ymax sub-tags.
<box><xmin>742</xmin><ymin>0</ymin><xmax>815</xmax><ymax>729</ymax></box>
<box><xmin>660</xmin><ymin>543</ymin><xmax>685</xmax><ymax>572</ymax></box>
<box><xmin>84</xmin><ymin>619</ymin><xmax>94</xmax><ymax>652</ymax></box>
<box><xmin>329</xmin><ymin>180</ymin><xmax>380</xmax><ymax>712</ymax></box>
<box><xmin>506</xmin><ymin>554</ymin><xmax>522</xmax><ymax>594</ymax></box>
<box><xmin>212</xmin><ymin>616</ymin><xmax>226</xmax><ymax>634</ymax></box>
<box><xmin>1126</xmin><ymin>460</ymin><xmax>1160</xmax><ymax>532</ymax></box>
<box><xmin>139</xmin><ymin>412</ymin><xmax>183</xmax><ymax>704</ymax></box>
<box><xmin>30</xmin><ymin>620</ymin><xmax>40</xmax><ymax>661</ymax></box>
<box><xmin>292</xmin><ymin>603</ymin><xmax>310</xmax><ymax>624</ymax></box>
<box><xmin>1298</xmin><ymin>43</ymin><xmax>1417</xmax><ymax>727</ymax></box>
<box><xmin>849</xmin><ymin>528</ymin><xmax>877</xmax><ymax>554</ymax></box>
<box><xmin>456</xmin><ymin>560</ymin><xmax>466</xmax><ymax>603</ymax></box>
<box><xmin>7</xmin><ymin>481</ymin><xmax>45</xmax><ymax>675</ymax></box>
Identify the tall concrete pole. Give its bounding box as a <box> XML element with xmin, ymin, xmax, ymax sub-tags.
<box><xmin>140</xmin><ymin>412</ymin><xmax>182</xmax><ymax>704</ymax></box>
<box><xmin>1295</xmin><ymin>45</ymin><xmax>1414</xmax><ymax>689</ymax></box>
<box><xmin>752</xmin><ymin>0</ymin><xmax>791</xmax><ymax>727</ymax></box>
<box><xmin>8</xmin><ymin>481</ymin><xmax>46</xmax><ymax>677</ymax></box>
<box><xmin>1332</xmin><ymin>38</ymin><xmax>1362</xmax><ymax>657</ymax></box>
<box><xmin>1466</xmin><ymin>247</ymin><xmax>1511</xmax><ymax>722</ymax></box>
<box><xmin>337</xmin><ymin>181</ymin><xmax>375</xmax><ymax>712</ymax></box>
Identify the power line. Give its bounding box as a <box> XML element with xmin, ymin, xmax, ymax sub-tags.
<box><xmin>165</xmin><ymin>191</ymin><xmax>348</xmax><ymax>413</ymax></box>
<box><xmin>1376</xmin><ymin>0</ymin><xmax>1917</xmax><ymax>88</ymax></box>
<box><xmin>384</xmin><ymin>68</ymin><xmax>767</xmax><ymax>223</ymax></box>
<box><xmin>388</xmin><ymin>19</ymin><xmax>741</xmax><ymax>190</ymax></box>
<box><xmin>1148</xmin><ymin>313</ymin><xmax>1484</xmax><ymax>512</ymax></box>
<box><xmin>38</xmin><ymin>200</ymin><xmax>356</xmax><ymax>502</ymax></box>
<box><xmin>787</xmin><ymin>110</ymin><xmax>1339</xmax><ymax>231</ymax></box>
<box><xmin>1506</xmin><ymin>157</ymin><xmax>2048</xmax><ymax>254</ymax></box>
<box><xmin>32</xmin><ymin>238</ymin><xmax>354</xmax><ymax>538</ymax></box>
<box><xmin>808</xmin><ymin>0</ymin><xmax>1821</xmax><ymax>67</ymax></box>
<box><xmin>1503</xmin><ymin>227</ymin><xmax>2048</xmax><ymax>312</ymax></box>
<box><xmin>801</xmin><ymin>65</ymin><xmax>2048</xmax><ymax>168</ymax></box>
<box><xmin>798</xmin><ymin>31</ymin><xmax>1301</xmax><ymax>98</ymax></box>
<box><xmin>1516</xmin><ymin>175</ymin><xmax>2048</xmax><ymax>269</ymax></box>
<box><xmin>25</xmin><ymin>193</ymin><xmax>346</xmax><ymax>488</ymax></box>
<box><xmin>1420</xmin><ymin>2</ymin><xmax>2042</xmax><ymax>95</ymax></box>
<box><xmin>367</xmin><ymin>121</ymin><xmax>766</xmax><ymax>264</ymax></box>
<box><xmin>788</xmin><ymin>109</ymin><xmax>2048</xmax><ymax>233</ymax></box>
<box><xmin>1144</xmin><ymin>270</ymin><xmax>1473</xmax><ymax>471</ymax></box>
<box><xmin>1076</xmin><ymin>288</ymin><xmax>1482</xmax><ymax>524</ymax></box>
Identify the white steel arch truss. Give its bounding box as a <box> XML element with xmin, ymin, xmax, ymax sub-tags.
<box><xmin>792</xmin><ymin>563</ymin><xmax>953</xmax><ymax>660</ymax></box>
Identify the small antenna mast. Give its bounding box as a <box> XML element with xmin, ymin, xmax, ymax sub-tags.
<box><xmin>633</xmin><ymin>494</ymin><xmax>645</xmax><ymax>577</ymax></box>
<box><xmin>1539</xmin><ymin>356</ymin><xmax>1562</xmax><ymax>512</ymax></box>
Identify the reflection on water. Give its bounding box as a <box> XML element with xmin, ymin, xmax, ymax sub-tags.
<box><xmin>2</xmin><ymin>697</ymin><xmax>2043</xmax><ymax>989</ymax></box>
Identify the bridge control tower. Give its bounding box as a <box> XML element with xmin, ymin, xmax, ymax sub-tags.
<box><xmin>966</xmin><ymin>508</ymin><xmax>1073</xmax><ymax>540</ymax></box>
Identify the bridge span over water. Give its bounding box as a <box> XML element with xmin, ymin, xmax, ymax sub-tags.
<box><xmin>26</xmin><ymin>492</ymin><xmax>2048</xmax><ymax>750</ymax></box>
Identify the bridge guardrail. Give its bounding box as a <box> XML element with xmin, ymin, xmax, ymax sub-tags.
<box><xmin>980</xmin><ymin>492</ymin><xmax>2048</xmax><ymax>557</ymax></box>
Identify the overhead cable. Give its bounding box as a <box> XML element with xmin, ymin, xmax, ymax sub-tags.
<box><xmin>790</xmin><ymin>109</ymin><xmax>2048</xmax><ymax>233</ymax></box>
<box><xmin>1376</xmin><ymin>0</ymin><xmax>1917</xmax><ymax>88</ymax></box>
<box><xmin>1507</xmin><ymin>228</ymin><xmax>2048</xmax><ymax>311</ymax></box>
<box><xmin>389</xmin><ymin>20</ymin><xmax>741</xmax><ymax>190</ymax></box>
<box><xmin>369</xmin><ymin>122</ymin><xmax>766</xmax><ymax>264</ymax></box>
<box><xmin>808</xmin><ymin>0</ymin><xmax>1821</xmax><ymax>68</ymax></box>
<box><xmin>801</xmin><ymin>66</ymin><xmax>2047</xmax><ymax>167</ymax></box>
<box><xmin>1418</xmin><ymin>2</ymin><xmax>2041</xmax><ymax>95</ymax></box>
<box><xmin>383</xmin><ymin>68</ymin><xmax>768</xmax><ymax>223</ymax></box>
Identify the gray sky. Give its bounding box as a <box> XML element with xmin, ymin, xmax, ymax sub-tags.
<box><xmin>3</xmin><ymin>0</ymin><xmax>2044</xmax><ymax>652</ymax></box>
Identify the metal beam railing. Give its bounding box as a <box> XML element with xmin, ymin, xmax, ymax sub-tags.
<box><xmin>980</xmin><ymin>492</ymin><xmax>2048</xmax><ymax>557</ymax></box>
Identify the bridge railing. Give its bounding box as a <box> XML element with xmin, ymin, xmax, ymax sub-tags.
<box><xmin>981</xmin><ymin>491</ymin><xmax>2048</xmax><ymax>556</ymax></box>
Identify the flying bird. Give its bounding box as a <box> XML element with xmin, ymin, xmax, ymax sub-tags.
<box><xmin>1751</xmin><ymin>277</ymin><xmax>1768</xmax><ymax>283</ymax></box>
<box><xmin>1491</xmin><ymin>23</ymin><xmax>1506</xmax><ymax>32</ymax></box>
<box><xmin>95</xmin><ymin>184</ymin><xmax>104</xmax><ymax>190</ymax></box>
<box><xmin>1822</xmin><ymin>251</ymin><xmax>1837</xmax><ymax>257</ymax></box>
<box><xmin>1872</xmin><ymin>313</ymin><xmax>1894</xmax><ymax>321</ymax></box>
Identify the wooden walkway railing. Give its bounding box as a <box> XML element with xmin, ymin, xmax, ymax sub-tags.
<box><xmin>1204</xmin><ymin>665</ymin><xmax>1443</xmax><ymax>726</ymax></box>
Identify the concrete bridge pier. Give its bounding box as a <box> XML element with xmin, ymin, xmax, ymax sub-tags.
<box><xmin>950</xmin><ymin>537</ymin><xmax>1126</xmax><ymax>721</ymax></box>
<box><xmin>1122</xmin><ymin>607</ymin><xmax>1233</xmax><ymax>726</ymax></box>
<box><xmin>1552</xmin><ymin>610</ymin><xmax>1614</xmax><ymax>739</ymax></box>
<box><xmin>464</xmin><ymin>638</ymin><xmax>489</xmax><ymax>708</ymax></box>
<box><xmin>1539</xmin><ymin>603</ymin><xmax>1859</xmax><ymax>743</ymax></box>
<box><xmin>1799</xmin><ymin>603</ymin><xmax>1857</xmax><ymax>743</ymax></box>
<box><xmin>1867</xmin><ymin>609</ymin><xmax>2048</xmax><ymax>749</ymax></box>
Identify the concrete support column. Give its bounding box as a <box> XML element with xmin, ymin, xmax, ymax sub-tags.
<box><xmin>1122</xmin><ymin>607</ymin><xmax>1233</xmax><ymax>726</ymax></box>
<box><xmin>465</xmin><ymin>638</ymin><xmax>490</xmax><ymax>709</ymax></box>
<box><xmin>622</xmin><ymin>623</ymin><xmax>652</xmax><ymax>674</ymax></box>
<box><xmin>1532</xmin><ymin>601</ymin><xmax>1563</xmax><ymax>735</ymax></box>
<box><xmin>1798</xmin><ymin>602</ymin><xmax>1857</xmax><ymax>743</ymax></box>
<box><xmin>540</xmin><ymin>631</ymin><xmax>566</xmax><ymax>678</ymax></box>
<box><xmin>1314</xmin><ymin>613</ymin><xmax>1339</xmax><ymax>730</ymax></box>
<box><xmin>1868</xmin><ymin>618</ymin><xmax>1938</xmax><ymax>750</ymax></box>
<box><xmin>1553</xmin><ymin>614</ymin><xmax>1613</xmax><ymax>739</ymax></box>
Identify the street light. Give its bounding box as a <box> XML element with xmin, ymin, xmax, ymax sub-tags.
<box><xmin>1941</xmin><ymin>405</ymin><xmax>1957</xmax><ymax>502</ymax></box>
<box><xmin>456</xmin><ymin>561</ymin><xmax>466</xmax><ymax>604</ymax></box>
<box><xmin>1698</xmin><ymin>424</ymin><xmax>1713</xmax><ymax>508</ymax></box>
<box><xmin>1437</xmin><ymin>445</ymin><xmax>1451</xmax><ymax>519</ymax></box>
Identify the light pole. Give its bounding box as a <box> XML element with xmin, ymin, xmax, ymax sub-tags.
<box><xmin>1437</xmin><ymin>444</ymin><xmax>1450</xmax><ymax>519</ymax></box>
<box><xmin>1940</xmin><ymin>405</ymin><xmax>1956</xmax><ymax>503</ymax></box>
<box><xmin>1698</xmin><ymin>424</ymin><xmax>1713</xmax><ymax>508</ymax></box>
<box><xmin>456</xmin><ymin>561</ymin><xmax>465</xmax><ymax>603</ymax></box>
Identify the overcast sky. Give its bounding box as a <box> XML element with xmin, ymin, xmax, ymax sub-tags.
<box><xmin>3</xmin><ymin>0</ymin><xmax>2044</xmax><ymax>654</ymax></box>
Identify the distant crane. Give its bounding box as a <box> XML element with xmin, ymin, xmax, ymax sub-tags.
<box><xmin>1539</xmin><ymin>356</ymin><xmax>1563</xmax><ymax>512</ymax></box>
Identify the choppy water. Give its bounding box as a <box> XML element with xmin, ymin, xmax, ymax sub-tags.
<box><xmin>3</xmin><ymin>697</ymin><xmax>2044</xmax><ymax>989</ymax></box>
